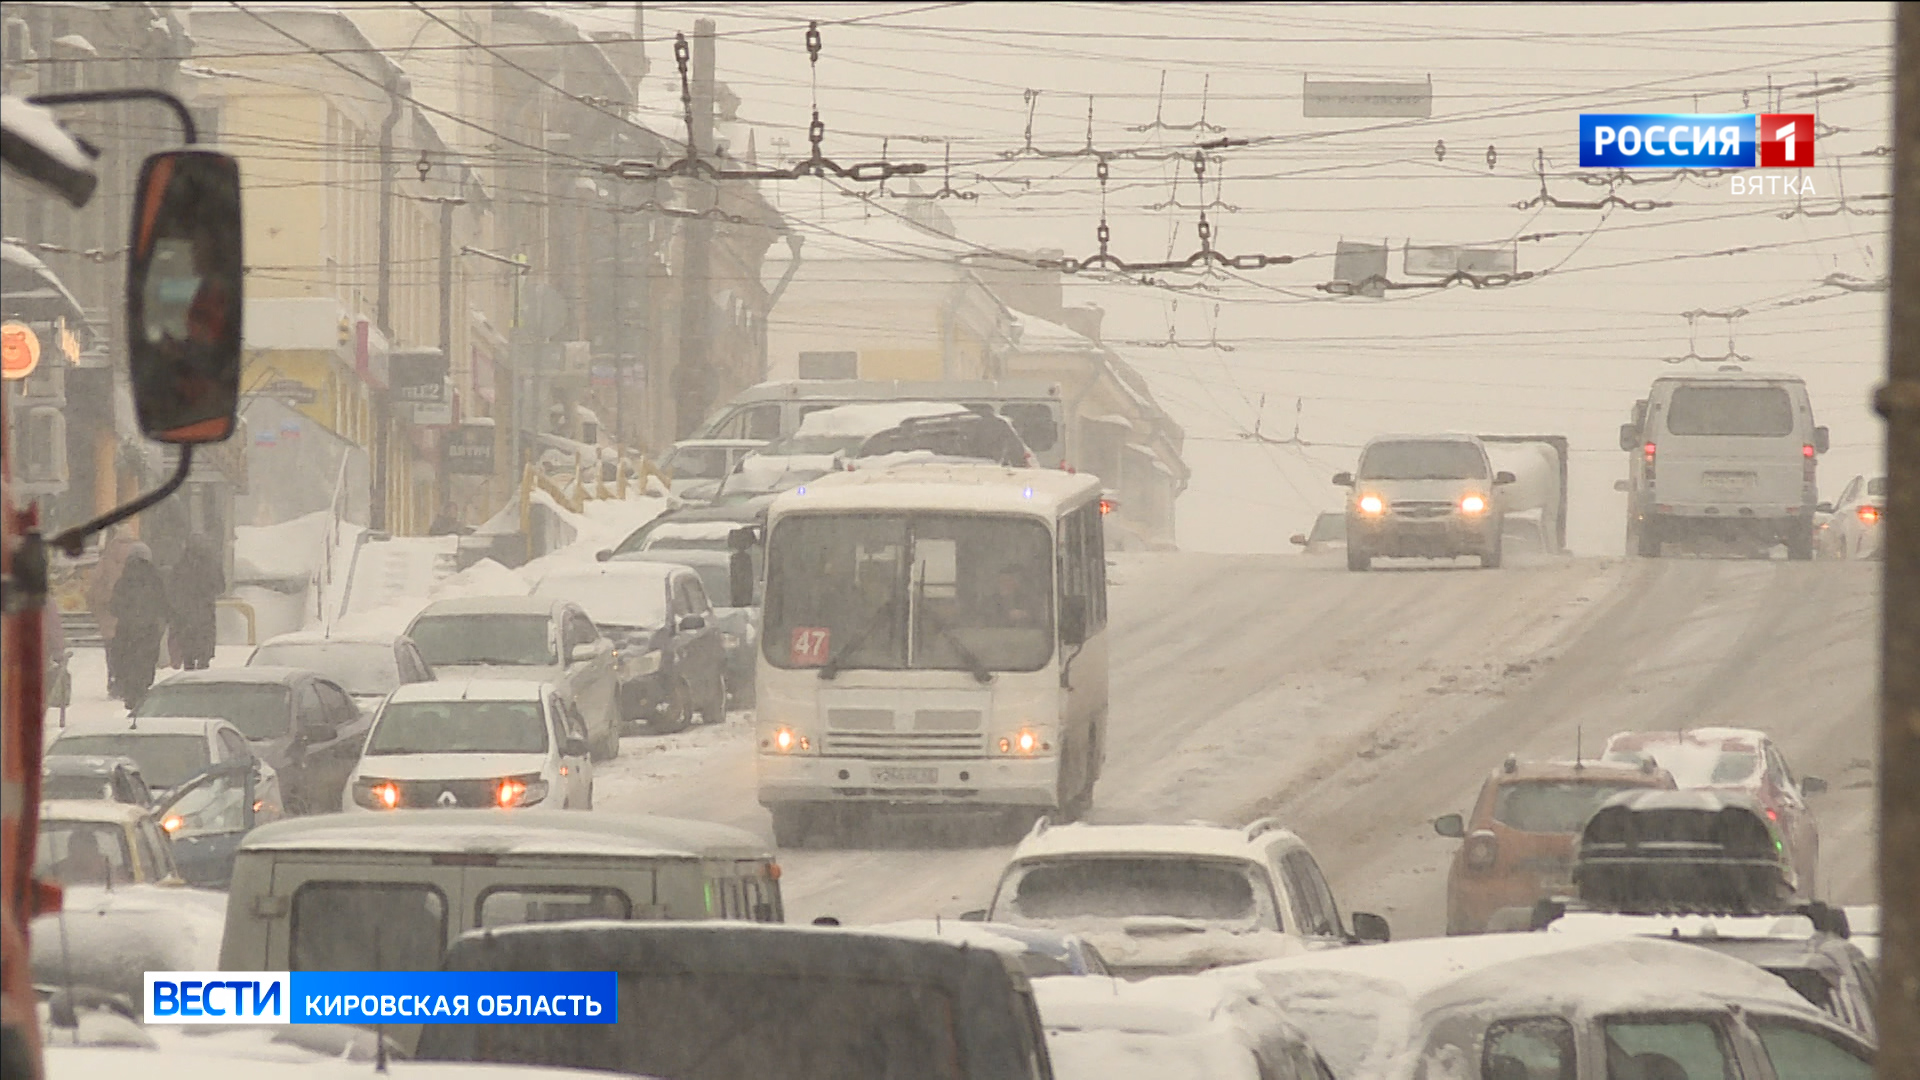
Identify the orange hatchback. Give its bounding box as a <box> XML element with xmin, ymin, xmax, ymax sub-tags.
<box><xmin>1434</xmin><ymin>756</ymin><xmax>1674</xmax><ymax>934</ymax></box>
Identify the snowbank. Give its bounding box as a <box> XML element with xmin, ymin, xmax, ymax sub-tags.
<box><xmin>335</xmin><ymin>557</ymin><xmax>529</xmax><ymax>638</ymax></box>
<box><xmin>233</xmin><ymin>510</ymin><xmax>332</xmax><ymax>582</ymax></box>
<box><xmin>514</xmin><ymin>494</ymin><xmax>671</xmax><ymax>583</ymax></box>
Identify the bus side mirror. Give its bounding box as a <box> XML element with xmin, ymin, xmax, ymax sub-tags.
<box><xmin>1813</xmin><ymin>426</ymin><xmax>1830</xmax><ymax>454</ymax></box>
<box><xmin>1433</xmin><ymin>813</ymin><xmax>1466</xmax><ymax>839</ymax></box>
<box><xmin>1060</xmin><ymin>596</ymin><xmax>1088</xmax><ymax>647</ymax></box>
<box><xmin>1351</xmin><ymin>912</ymin><xmax>1391</xmax><ymax>943</ymax></box>
<box><xmin>126</xmin><ymin>150</ymin><xmax>244</xmax><ymax>444</ymax></box>
<box><xmin>1619</xmin><ymin>424</ymin><xmax>1640</xmax><ymax>452</ymax></box>
<box><xmin>1289</xmin><ymin>534</ymin><xmax>1309</xmax><ymax>546</ymax></box>
<box><xmin>595</xmin><ymin>549</ymin><xmax>613</xmax><ymax>562</ymax></box>
<box><xmin>730</xmin><ymin>549</ymin><xmax>756</xmax><ymax>608</ymax></box>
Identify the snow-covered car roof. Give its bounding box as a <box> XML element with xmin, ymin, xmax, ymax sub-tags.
<box><xmin>237</xmin><ymin>809</ymin><xmax>771</xmax><ymax>862</ymax></box>
<box><xmin>642</xmin><ymin>520</ymin><xmax>748</xmax><ymax>541</ymax></box>
<box><xmin>50</xmin><ymin>716</ymin><xmax>226</xmax><ymax>739</ymax></box>
<box><xmin>1546</xmin><ymin>910</ymin><xmax>1825</xmax><ymax>942</ymax></box>
<box><xmin>1008</xmin><ymin>820</ymin><xmax>1299</xmax><ymax>864</ymax></box>
<box><xmin>770</xmin><ymin>463</ymin><xmax>1099</xmax><ymax>518</ymax></box>
<box><xmin>791</xmin><ymin>400</ymin><xmax>973</xmax><ymax>438</ymax></box>
<box><xmin>255</xmin><ymin>630</ymin><xmax>404</xmax><ymax>647</ymax></box>
<box><xmin>1650</xmin><ymin>369</ymin><xmax>1806</xmax><ymax>384</ymax></box>
<box><xmin>1602</xmin><ymin>728</ymin><xmax>1768</xmax><ymax>788</ymax></box>
<box><xmin>46</xmin><ymin>1047</ymin><xmax>637</xmax><ymax>1080</ymax></box>
<box><xmin>1362</xmin><ymin>432</ymin><xmax>1486</xmax><ymax>445</ymax></box>
<box><xmin>38</xmin><ymin>799</ymin><xmax>153</xmax><ymax>825</ymax></box>
<box><xmin>670</xmin><ymin>438</ymin><xmax>768</xmax><ymax>451</ymax></box>
<box><xmin>1487</xmin><ymin>758</ymin><xmax>1672</xmax><ymax>784</ymax></box>
<box><xmin>411</xmin><ymin>595</ymin><xmax>561</xmax><ymax>618</ymax></box>
<box><xmin>385</xmin><ymin>679</ymin><xmax>550</xmax><ymax>705</ymax></box>
<box><xmin>1605</xmin><ymin>726</ymin><xmax>1768</xmax><ymax>750</ymax></box>
<box><xmin>151</xmin><ymin>666</ymin><xmax>314</xmax><ymax>688</ymax></box>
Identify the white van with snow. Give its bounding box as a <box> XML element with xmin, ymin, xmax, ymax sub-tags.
<box><xmin>1620</xmin><ymin>369</ymin><xmax>1828</xmax><ymax>559</ymax></box>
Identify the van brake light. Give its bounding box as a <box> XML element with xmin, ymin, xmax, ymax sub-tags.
<box><xmin>1802</xmin><ymin>444</ymin><xmax>1816</xmax><ymax>459</ymax></box>
<box><xmin>1643</xmin><ymin>442</ymin><xmax>1657</xmax><ymax>463</ymax></box>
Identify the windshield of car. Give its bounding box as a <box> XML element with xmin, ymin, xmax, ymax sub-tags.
<box><xmin>1664</xmin><ymin>385</ymin><xmax>1796</xmax><ymax>437</ymax></box>
<box><xmin>764</xmin><ymin>512</ymin><xmax>1053</xmax><ymax>673</ymax></box>
<box><xmin>1309</xmin><ymin>514</ymin><xmax>1347</xmax><ymax>543</ymax></box>
<box><xmin>41</xmin><ymin>774</ymin><xmax>121</xmax><ymax>802</ymax></box>
<box><xmin>665</xmin><ymin>446</ymin><xmax>733</xmax><ymax>480</ymax></box>
<box><xmin>1357</xmin><ymin>440</ymin><xmax>1488</xmax><ymax>480</ymax></box>
<box><xmin>533</xmin><ymin>573</ymin><xmax>668</xmax><ymax>630</ymax></box>
<box><xmin>136</xmin><ymin>684</ymin><xmax>292</xmax><ymax>742</ymax></box>
<box><xmin>1606</xmin><ymin>742</ymin><xmax>1762</xmax><ymax>788</ymax></box>
<box><xmin>408</xmin><ymin>615</ymin><xmax>555</xmax><ymax>667</ymax></box>
<box><xmin>999</xmin><ymin>857</ymin><xmax>1263</xmax><ymax>925</ymax></box>
<box><xmin>464</xmin><ymin>972</ymin><xmax>964</xmax><ymax>1080</ymax></box>
<box><xmin>49</xmin><ymin>734</ymin><xmax>209</xmax><ymax>790</ymax></box>
<box><xmin>1494</xmin><ymin>781</ymin><xmax>1655</xmax><ymax>834</ymax></box>
<box><xmin>250</xmin><ymin>642</ymin><xmax>398</xmax><ymax>696</ymax></box>
<box><xmin>364</xmin><ymin>700</ymin><xmax>548</xmax><ymax>756</ymax></box>
<box><xmin>34</xmin><ymin>822</ymin><xmax>136</xmax><ymax>886</ymax></box>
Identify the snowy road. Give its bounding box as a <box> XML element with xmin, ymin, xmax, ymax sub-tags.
<box><xmin>591</xmin><ymin>551</ymin><xmax>1881</xmax><ymax>936</ymax></box>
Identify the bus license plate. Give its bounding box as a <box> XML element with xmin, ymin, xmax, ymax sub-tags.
<box><xmin>872</xmin><ymin>766</ymin><xmax>938</xmax><ymax>785</ymax></box>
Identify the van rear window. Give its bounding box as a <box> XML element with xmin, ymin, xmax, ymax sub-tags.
<box><xmin>1665</xmin><ymin>386</ymin><xmax>1795</xmax><ymax>437</ymax></box>
<box><xmin>477</xmin><ymin>886</ymin><xmax>632</xmax><ymax>928</ymax></box>
<box><xmin>291</xmin><ymin>882</ymin><xmax>446</xmax><ymax>971</ymax></box>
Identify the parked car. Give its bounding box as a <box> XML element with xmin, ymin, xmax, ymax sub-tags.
<box><xmin>968</xmin><ymin>819</ymin><xmax>1388</xmax><ymax>978</ymax></box>
<box><xmin>739</xmin><ymin>401</ymin><xmax>974</xmax><ymax>478</ymax></box>
<box><xmin>134</xmin><ymin>667</ymin><xmax>368</xmax><ymax>815</ymax></box>
<box><xmin>345</xmin><ymin>680</ymin><xmax>593</xmax><ymax>813</ymax></box>
<box><xmin>660</xmin><ymin>437</ymin><xmax>768</xmax><ymax>502</ymax></box>
<box><xmin>615</xmin><ymin>548</ymin><xmax>759</xmax><ymax>708</ymax></box>
<box><xmin>528</xmin><ymin>562</ymin><xmax>728</xmax><ymax>735</ymax></box>
<box><xmin>1817</xmin><ymin>474</ymin><xmax>1886</xmax><ymax>560</ymax></box>
<box><xmin>1543</xmin><ymin>910</ymin><xmax>1879</xmax><ymax>1041</ymax></box>
<box><xmin>40</xmin><ymin>755</ymin><xmax>154</xmax><ymax>807</ymax></box>
<box><xmin>1231</xmin><ymin>933</ymin><xmax>1874</xmax><ymax>1080</ymax></box>
<box><xmin>1433</xmin><ymin>755</ymin><xmax>1675</xmax><ymax>934</ymax></box>
<box><xmin>34</xmin><ymin>800</ymin><xmax>180</xmax><ymax>887</ymax></box>
<box><xmin>247</xmin><ymin>630</ymin><xmax>436</xmax><ymax>711</ymax></box>
<box><xmin>599</xmin><ymin>496</ymin><xmax>769</xmax><ymax>575</ymax></box>
<box><xmin>867</xmin><ymin>920</ymin><xmax>1111</xmax><ymax>978</ymax></box>
<box><xmin>1602</xmin><ymin>727</ymin><xmax>1823</xmax><ymax>898</ymax></box>
<box><xmin>1035</xmin><ymin>972</ymin><xmax>1335</xmax><ymax>1080</ymax></box>
<box><xmin>30</xmin><ymin>884</ymin><xmax>226</xmax><ymax>1017</ymax></box>
<box><xmin>47</xmin><ymin>716</ymin><xmax>284</xmax><ymax>820</ymax></box>
<box><xmin>404</xmin><ymin>596</ymin><xmax>622</xmax><ymax>760</ymax></box>
<box><xmin>849</xmin><ymin>408</ymin><xmax>1035</xmax><ymax>468</ymax></box>
<box><xmin>416</xmin><ymin>922</ymin><xmax>1055</xmax><ymax>1080</ymax></box>
<box><xmin>1288</xmin><ymin>512</ymin><xmax>1346</xmax><ymax>555</ymax></box>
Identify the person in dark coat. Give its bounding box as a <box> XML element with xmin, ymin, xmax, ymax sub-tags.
<box><xmin>168</xmin><ymin>536</ymin><xmax>224</xmax><ymax>670</ymax></box>
<box><xmin>109</xmin><ymin>543</ymin><xmax>168</xmax><ymax>708</ymax></box>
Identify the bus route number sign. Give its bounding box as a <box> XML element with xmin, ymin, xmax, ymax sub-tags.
<box><xmin>790</xmin><ymin>627</ymin><xmax>831</xmax><ymax>667</ymax></box>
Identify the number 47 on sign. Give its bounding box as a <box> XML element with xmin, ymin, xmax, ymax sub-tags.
<box><xmin>790</xmin><ymin>627</ymin><xmax>830</xmax><ymax>667</ymax></box>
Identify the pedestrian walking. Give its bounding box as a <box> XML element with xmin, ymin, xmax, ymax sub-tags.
<box><xmin>168</xmin><ymin>536</ymin><xmax>224</xmax><ymax>671</ymax></box>
<box><xmin>109</xmin><ymin>543</ymin><xmax>168</xmax><ymax>709</ymax></box>
<box><xmin>88</xmin><ymin>532</ymin><xmax>134</xmax><ymax>698</ymax></box>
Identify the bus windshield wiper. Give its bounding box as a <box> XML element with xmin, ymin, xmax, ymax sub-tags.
<box><xmin>817</xmin><ymin>598</ymin><xmax>897</xmax><ymax>680</ymax></box>
<box><xmin>915</xmin><ymin>605</ymin><xmax>993</xmax><ymax>684</ymax></box>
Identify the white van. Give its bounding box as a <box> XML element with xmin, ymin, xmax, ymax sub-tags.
<box><xmin>1620</xmin><ymin>369</ymin><xmax>1828</xmax><ymax>558</ymax></box>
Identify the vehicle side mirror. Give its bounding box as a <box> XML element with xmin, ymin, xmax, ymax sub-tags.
<box><xmin>1351</xmin><ymin>912</ymin><xmax>1391</xmax><ymax>943</ymax></box>
<box><xmin>1060</xmin><ymin>596</ymin><xmax>1088</xmax><ymax>647</ymax></box>
<box><xmin>1332</xmin><ymin>471</ymin><xmax>1354</xmax><ymax>488</ymax></box>
<box><xmin>595</xmin><ymin>549</ymin><xmax>613</xmax><ymax>562</ymax></box>
<box><xmin>1289</xmin><ymin>533</ymin><xmax>1309</xmax><ymax>546</ymax></box>
<box><xmin>1614</xmin><ymin>480</ymin><xmax>1631</xmax><ymax>492</ymax></box>
<box><xmin>562</xmin><ymin>736</ymin><xmax>590</xmax><ymax>758</ymax></box>
<box><xmin>1619</xmin><ymin>423</ymin><xmax>1640</xmax><ymax>452</ymax></box>
<box><xmin>1813</xmin><ymin>426</ymin><xmax>1830</xmax><ymax>454</ymax></box>
<box><xmin>1815</xmin><ymin>502</ymin><xmax>1835</xmax><ymax>515</ymax></box>
<box><xmin>959</xmin><ymin>909</ymin><xmax>988</xmax><ymax>923</ymax></box>
<box><xmin>678</xmin><ymin>614</ymin><xmax>707</xmax><ymax>633</ymax></box>
<box><xmin>567</xmin><ymin>643</ymin><xmax>596</xmax><ymax>665</ymax></box>
<box><xmin>729</xmin><ymin>526</ymin><xmax>757</xmax><ymax>552</ymax></box>
<box><xmin>1433</xmin><ymin>813</ymin><xmax>1466</xmax><ymax>839</ymax></box>
<box><xmin>1494</xmin><ymin>471</ymin><xmax>1517</xmax><ymax>486</ymax></box>
<box><xmin>1801</xmin><ymin>775</ymin><xmax>1827</xmax><ymax>795</ymax></box>
<box><xmin>126</xmin><ymin>150</ymin><xmax>244</xmax><ymax>444</ymax></box>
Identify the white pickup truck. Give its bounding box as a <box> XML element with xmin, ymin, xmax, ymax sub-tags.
<box><xmin>1334</xmin><ymin>434</ymin><xmax>1567</xmax><ymax>571</ymax></box>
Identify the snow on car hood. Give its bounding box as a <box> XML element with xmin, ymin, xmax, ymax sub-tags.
<box><xmin>354</xmin><ymin>752</ymin><xmax>551</xmax><ymax>783</ymax></box>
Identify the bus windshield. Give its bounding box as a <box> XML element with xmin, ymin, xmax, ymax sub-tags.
<box><xmin>764</xmin><ymin>513</ymin><xmax>1053</xmax><ymax>674</ymax></box>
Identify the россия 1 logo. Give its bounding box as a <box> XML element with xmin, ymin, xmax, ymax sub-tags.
<box><xmin>1579</xmin><ymin>113</ymin><xmax>1816</xmax><ymax>194</ymax></box>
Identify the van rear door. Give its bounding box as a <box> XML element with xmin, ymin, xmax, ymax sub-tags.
<box><xmin>1652</xmin><ymin>381</ymin><xmax>1809</xmax><ymax>511</ymax></box>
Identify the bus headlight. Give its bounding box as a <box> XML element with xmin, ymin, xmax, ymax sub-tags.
<box><xmin>998</xmin><ymin>729</ymin><xmax>1050</xmax><ymax>755</ymax></box>
<box><xmin>764</xmin><ymin>727</ymin><xmax>812</xmax><ymax>754</ymax></box>
<box><xmin>1357</xmin><ymin>494</ymin><xmax>1386</xmax><ymax>516</ymax></box>
<box><xmin>1459</xmin><ymin>493</ymin><xmax>1488</xmax><ymax>515</ymax></box>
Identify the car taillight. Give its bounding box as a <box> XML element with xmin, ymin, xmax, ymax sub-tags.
<box><xmin>1803</xmin><ymin>446</ymin><xmax>1817</xmax><ymax>483</ymax></box>
<box><xmin>1859</xmin><ymin>505</ymin><xmax>1881</xmax><ymax>525</ymax></box>
<box><xmin>1643</xmin><ymin>442</ymin><xmax>1656</xmax><ymax>482</ymax></box>
<box><xmin>1802</xmin><ymin>443</ymin><xmax>1816</xmax><ymax>459</ymax></box>
<box><xmin>1464</xmin><ymin>833</ymin><xmax>1499</xmax><ymax>871</ymax></box>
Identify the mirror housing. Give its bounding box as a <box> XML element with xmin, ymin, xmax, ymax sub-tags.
<box><xmin>1614</xmin><ymin>479</ymin><xmax>1631</xmax><ymax>492</ymax></box>
<box><xmin>566</xmin><ymin>643</ymin><xmax>597</xmax><ymax>665</ymax></box>
<box><xmin>126</xmin><ymin>150</ymin><xmax>244</xmax><ymax>444</ymax></box>
<box><xmin>1619</xmin><ymin>423</ymin><xmax>1640</xmax><ymax>452</ymax></box>
<box><xmin>1801</xmin><ymin>775</ymin><xmax>1828</xmax><ymax>795</ymax></box>
<box><xmin>1815</xmin><ymin>502</ymin><xmax>1835</xmax><ymax>515</ymax></box>
<box><xmin>1493</xmin><ymin>471</ymin><xmax>1517</xmax><ymax>486</ymax></box>
<box><xmin>1813</xmin><ymin>426</ymin><xmax>1830</xmax><ymax>454</ymax></box>
<box><xmin>678</xmin><ymin>614</ymin><xmax>707</xmax><ymax>633</ymax></box>
<box><xmin>1350</xmin><ymin>912</ymin><xmax>1391</xmax><ymax>943</ymax></box>
<box><xmin>1331</xmin><ymin>471</ymin><xmax>1354</xmax><ymax>487</ymax></box>
<box><xmin>562</xmin><ymin>736</ymin><xmax>590</xmax><ymax>759</ymax></box>
<box><xmin>1433</xmin><ymin>813</ymin><xmax>1466</xmax><ymax>839</ymax></box>
<box><xmin>958</xmin><ymin>909</ymin><xmax>988</xmax><ymax>923</ymax></box>
<box><xmin>1059</xmin><ymin>596</ymin><xmax>1088</xmax><ymax>647</ymax></box>
<box><xmin>730</xmin><ymin>548</ymin><xmax>756</xmax><ymax>608</ymax></box>
<box><xmin>728</xmin><ymin>526</ymin><xmax>758</xmax><ymax>552</ymax></box>
<box><xmin>595</xmin><ymin>548</ymin><xmax>613</xmax><ymax>563</ymax></box>
<box><xmin>1289</xmin><ymin>533</ymin><xmax>1309</xmax><ymax>546</ymax></box>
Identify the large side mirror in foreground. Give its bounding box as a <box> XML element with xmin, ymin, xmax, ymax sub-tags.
<box><xmin>1350</xmin><ymin>912</ymin><xmax>1391</xmax><ymax>943</ymax></box>
<box><xmin>1433</xmin><ymin>813</ymin><xmax>1466</xmax><ymax>839</ymax></box>
<box><xmin>126</xmin><ymin>149</ymin><xmax>243</xmax><ymax>444</ymax></box>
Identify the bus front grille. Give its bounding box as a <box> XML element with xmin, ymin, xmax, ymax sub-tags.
<box><xmin>822</xmin><ymin>731</ymin><xmax>986</xmax><ymax>759</ymax></box>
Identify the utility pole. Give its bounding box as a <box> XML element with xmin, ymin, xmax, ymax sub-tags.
<box><xmin>673</xmin><ymin>19</ymin><xmax>716</xmax><ymax>440</ymax></box>
<box><xmin>371</xmin><ymin>74</ymin><xmax>408</xmax><ymax>534</ymax></box>
<box><xmin>432</xmin><ymin>195</ymin><xmax>465</xmax><ymax>521</ymax></box>
<box><xmin>1879</xmin><ymin>7</ymin><xmax>1920</xmax><ymax>1076</ymax></box>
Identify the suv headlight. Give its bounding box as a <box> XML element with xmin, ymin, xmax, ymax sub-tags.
<box><xmin>1357</xmin><ymin>494</ymin><xmax>1386</xmax><ymax>516</ymax></box>
<box><xmin>496</xmin><ymin>774</ymin><xmax>549</xmax><ymax>808</ymax></box>
<box><xmin>352</xmin><ymin>778</ymin><xmax>402</xmax><ymax>810</ymax></box>
<box><xmin>1459</xmin><ymin>493</ymin><xmax>1489</xmax><ymax>515</ymax></box>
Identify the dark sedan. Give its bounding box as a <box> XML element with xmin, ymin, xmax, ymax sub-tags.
<box><xmin>134</xmin><ymin>667</ymin><xmax>371</xmax><ymax>815</ymax></box>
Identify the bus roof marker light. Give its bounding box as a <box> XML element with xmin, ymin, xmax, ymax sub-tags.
<box><xmin>795</xmin><ymin>485</ymin><xmax>807</xmax><ymax>496</ymax></box>
<box><xmin>1023</xmin><ymin>486</ymin><xmax>1034</xmax><ymax>499</ymax></box>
